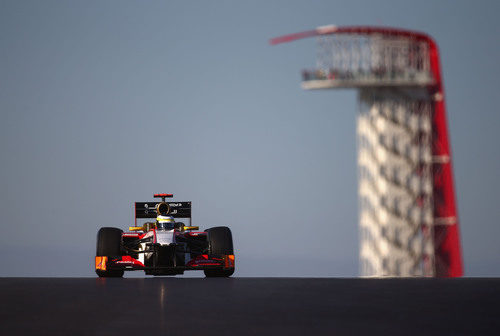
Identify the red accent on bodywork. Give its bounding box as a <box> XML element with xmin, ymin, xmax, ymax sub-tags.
<box><xmin>123</xmin><ymin>233</ymin><xmax>141</xmax><ymax>238</ymax></box>
<box><xmin>110</xmin><ymin>255</ymin><xmax>145</xmax><ymax>268</ymax></box>
<box><xmin>154</xmin><ymin>193</ymin><xmax>173</xmax><ymax>198</ymax></box>
<box><xmin>185</xmin><ymin>232</ymin><xmax>207</xmax><ymax>237</ymax></box>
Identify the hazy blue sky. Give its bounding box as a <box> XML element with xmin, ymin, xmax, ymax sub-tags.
<box><xmin>1</xmin><ymin>0</ymin><xmax>499</xmax><ymax>277</ymax></box>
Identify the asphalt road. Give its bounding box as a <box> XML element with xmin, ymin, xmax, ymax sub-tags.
<box><xmin>1</xmin><ymin>277</ymin><xmax>499</xmax><ymax>335</ymax></box>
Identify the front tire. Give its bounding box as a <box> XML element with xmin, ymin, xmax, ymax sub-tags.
<box><xmin>204</xmin><ymin>226</ymin><xmax>234</xmax><ymax>278</ymax></box>
<box><xmin>96</xmin><ymin>227</ymin><xmax>124</xmax><ymax>278</ymax></box>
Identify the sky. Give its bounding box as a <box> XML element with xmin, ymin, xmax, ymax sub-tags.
<box><xmin>1</xmin><ymin>0</ymin><xmax>499</xmax><ymax>277</ymax></box>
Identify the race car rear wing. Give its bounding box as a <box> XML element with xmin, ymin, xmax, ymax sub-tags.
<box><xmin>135</xmin><ymin>201</ymin><xmax>192</xmax><ymax>226</ymax></box>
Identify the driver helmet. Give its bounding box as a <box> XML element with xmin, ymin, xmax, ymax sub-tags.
<box><xmin>156</xmin><ymin>215</ymin><xmax>175</xmax><ymax>230</ymax></box>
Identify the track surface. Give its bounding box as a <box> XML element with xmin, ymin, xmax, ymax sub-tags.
<box><xmin>1</xmin><ymin>278</ymin><xmax>499</xmax><ymax>335</ymax></box>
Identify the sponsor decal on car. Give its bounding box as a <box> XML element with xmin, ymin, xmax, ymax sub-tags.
<box><xmin>225</xmin><ymin>255</ymin><xmax>235</xmax><ymax>268</ymax></box>
<box><xmin>95</xmin><ymin>256</ymin><xmax>107</xmax><ymax>271</ymax></box>
<box><xmin>194</xmin><ymin>259</ymin><xmax>219</xmax><ymax>264</ymax></box>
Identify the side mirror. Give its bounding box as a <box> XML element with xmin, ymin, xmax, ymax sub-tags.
<box><xmin>128</xmin><ymin>222</ymin><xmax>156</xmax><ymax>232</ymax></box>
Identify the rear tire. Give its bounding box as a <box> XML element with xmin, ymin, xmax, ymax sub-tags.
<box><xmin>204</xmin><ymin>226</ymin><xmax>234</xmax><ymax>278</ymax></box>
<box><xmin>96</xmin><ymin>227</ymin><xmax>124</xmax><ymax>278</ymax></box>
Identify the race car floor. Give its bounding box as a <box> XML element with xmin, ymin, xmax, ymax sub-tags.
<box><xmin>1</xmin><ymin>277</ymin><xmax>499</xmax><ymax>335</ymax></box>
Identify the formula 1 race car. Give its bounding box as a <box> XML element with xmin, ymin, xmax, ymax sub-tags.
<box><xmin>95</xmin><ymin>194</ymin><xmax>235</xmax><ymax>278</ymax></box>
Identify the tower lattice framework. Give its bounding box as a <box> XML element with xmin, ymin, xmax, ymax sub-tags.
<box><xmin>271</xmin><ymin>26</ymin><xmax>463</xmax><ymax>277</ymax></box>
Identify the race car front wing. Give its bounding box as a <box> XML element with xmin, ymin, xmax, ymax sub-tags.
<box><xmin>95</xmin><ymin>254</ymin><xmax>235</xmax><ymax>273</ymax></box>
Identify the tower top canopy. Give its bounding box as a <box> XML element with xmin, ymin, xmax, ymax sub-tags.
<box><xmin>271</xmin><ymin>26</ymin><xmax>441</xmax><ymax>89</ymax></box>
<box><xmin>270</xmin><ymin>26</ymin><xmax>435</xmax><ymax>46</ymax></box>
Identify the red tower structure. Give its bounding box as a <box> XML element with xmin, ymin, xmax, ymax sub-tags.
<box><xmin>271</xmin><ymin>26</ymin><xmax>463</xmax><ymax>277</ymax></box>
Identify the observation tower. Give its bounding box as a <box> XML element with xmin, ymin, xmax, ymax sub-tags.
<box><xmin>271</xmin><ymin>26</ymin><xmax>463</xmax><ymax>277</ymax></box>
